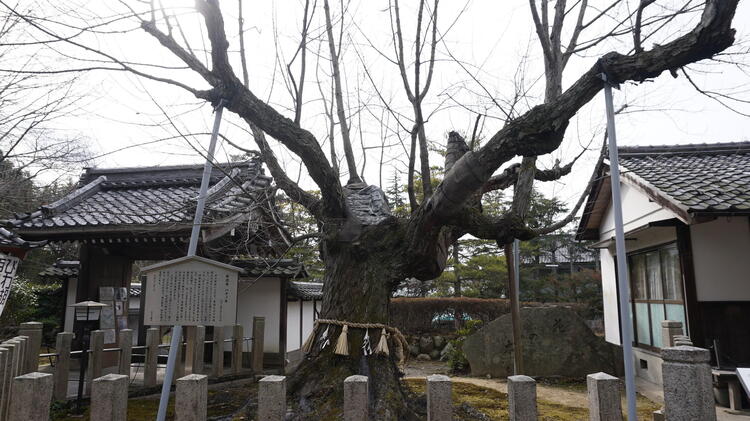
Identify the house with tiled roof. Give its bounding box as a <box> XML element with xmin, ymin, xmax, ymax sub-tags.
<box><xmin>5</xmin><ymin>157</ymin><xmax>322</xmax><ymax>369</ymax></box>
<box><xmin>577</xmin><ymin>141</ymin><xmax>750</xmax><ymax>391</ymax></box>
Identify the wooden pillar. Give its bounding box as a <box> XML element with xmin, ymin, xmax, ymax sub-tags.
<box><xmin>251</xmin><ymin>317</ymin><xmax>265</xmax><ymax>373</ymax></box>
<box><xmin>231</xmin><ymin>324</ymin><xmax>243</xmax><ymax>374</ymax></box>
<box><xmin>144</xmin><ymin>328</ymin><xmax>159</xmax><ymax>387</ymax></box>
<box><xmin>118</xmin><ymin>329</ymin><xmax>133</xmax><ymax>377</ymax></box>
<box><xmin>192</xmin><ymin>326</ymin><xmax>205</xmax><ymax>375</ymax></box>
<box><xmin>53</xmin><ymin>332</ymin><xmax>73</xmax><ymax>401</ymax></box>
<box><xmin>211</xmin><ymin>327</ymin><xmax>224</xmax><ymax>378</ymax></box>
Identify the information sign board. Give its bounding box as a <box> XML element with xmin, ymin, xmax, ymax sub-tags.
<box><xmin>0</xmin><ymin>253</ymin><xmax>20</xmax><ymax>317</ymax></box>
<box><xmin>142</xmin><ymin>256</ymin><xmax>240</xmax><ymax>326</ymax></box>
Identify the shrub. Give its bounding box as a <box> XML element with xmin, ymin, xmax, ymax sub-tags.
<box><xmin>446</xmin><ymin>319</ymin><xmax>483</xmax><ymax>373</ymax></box>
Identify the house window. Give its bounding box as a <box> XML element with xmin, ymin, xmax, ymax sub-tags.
<box><xmin>628</xmin><ymin>243</ymin><xmax>686</xmax><ymax>349</ymax></box>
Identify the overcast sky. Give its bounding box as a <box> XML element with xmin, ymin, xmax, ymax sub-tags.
<box><xmin>9</xmin><ymin>0</ymin><xmax>750</xmax><ymax>213</ymax></box>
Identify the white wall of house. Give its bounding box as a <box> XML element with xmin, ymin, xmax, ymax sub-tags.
<box><xmin>599</xmin><ymin>181</ymin><xmax>680</xmax><ymax>346</ymax></box>
<box><xmin>286</xmin><ymin>300</ymin><xmax>316</xmax><ymax>351</ymax></box>
<box><xmin>63</xmin><ymin>277</ymin><xmax>78</xmax><ymax>333</ymax></box>
<box><xmin>236</xmin><ymin>277</ymin><xmax>281</xmax><ymax>353</ymax></box>
<box><xmin>690</xmin><ymin>217</ymin><xmax>750</xmax><ymax>302</ymax></box>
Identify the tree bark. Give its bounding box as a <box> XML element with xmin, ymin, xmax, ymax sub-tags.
<box><xmin>288</xmin><ymin>222</ymin><xmax>421</xmax><ymax>420</ymax></box>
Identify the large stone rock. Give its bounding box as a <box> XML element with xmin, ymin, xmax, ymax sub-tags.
<box><xmin>419</xmin><ymin>336</ymin><xmax>434</xmax><ymax>354</ymax></box>
<box><xmin>429</xmin><ymin>350</ymin><xmax>441</xmax><ymax>360</ymax></box>
<box><xmin>440</xmin><ymin>342</ymin><xmax>454</xmax><ymax>361</ymax></box>
<box><xmin>433</xmin><ymin>335</ymin><xmax>446</xmax><ymax>350</ymax></box>
<box><xmin>409</xmin><ymin>344</ymin><xmax>420</xmax><ymax>357</ymax></box>
<box><xmin>463</xmin><ymin>306</ymin><xmax>622</xmax><ymax>378</ymax></box>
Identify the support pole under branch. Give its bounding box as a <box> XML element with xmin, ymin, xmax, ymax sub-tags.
<box><xmin>156</xmin><ymin>101</ymin><xmax>226</xmax><ymax>421</ymax></box>
<box><xmin>601</xmin><ymin>75</ymin><xmax>638</xmax><ymax>421</ymax></box>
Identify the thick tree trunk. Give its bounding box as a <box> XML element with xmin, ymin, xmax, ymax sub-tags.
<box><xmin>287</xmin><ymin>222</ymin><xmax>421</xmax><ymax>420</ymax></box>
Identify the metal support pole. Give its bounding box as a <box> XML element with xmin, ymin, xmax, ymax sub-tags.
<box><xmin>156</xmin><ymin>101</ymin><xmax>226</xmax><ymax>421</ymax></box>
<box><xmin>602</xmin><ymin>76</ymin><xmax>638</xmax><ymax>421</ymax></box>
<box><xmin>507</xmin><ymin>240</ymin><xmax>524</xmax><ymax>375</ymax></box>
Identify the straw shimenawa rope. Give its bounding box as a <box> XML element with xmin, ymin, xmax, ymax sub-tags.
<box><xmin>301</xmin><ymin>318</ymin><xmax>410</xmax><ymax>367</ymax></box>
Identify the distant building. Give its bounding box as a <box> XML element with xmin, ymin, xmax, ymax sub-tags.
<box><xmin>577</xmin><ymin>141</ymin><xmax>750</xmax><ymax>386</ymax></box>
<box><xmin>8</xmin><ymin>158</ymin><xmax>320</xmax><ymax>369</ymax></box>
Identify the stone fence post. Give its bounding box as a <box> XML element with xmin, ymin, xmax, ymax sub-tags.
<box><xmin>91</xmin><ymin>373</ymin><xmax>128</xmax><ymax>421</ymax></box>
<box><xmin>176</xmin><ymin>374</ymin><xmax>208</xmax><ymax>421</ymax></box>
<box><xmin>232</xmin><ymin>324</ymin><xmax>243</xmax><ymax>374</ymax></box>
<box><xmin>427</xmin><ymin>374</ymin><xmax>452</xmax><ymax>421</ymax></box>
<box><xmin>54</xmin><ymin>332</ymin><xmax>73</xmax><ymax>401</ymax></box>
<box><xmin>508</xmin><ymin>375</ymin><xmax>537</xmax><ymax>421</ymax></box>
<box><xmin>662</xmin><ymin>346</ymin><xmax>716</xmax><ymax>421</ymax></box>
<box><xmin>87</xmin><ymin>330</ymin><xmax>104</xmax><ymax>394</ymax></box>
<box><xmin>251</xmin><ymin>317</ymin><xmax>265</xmax><ymax>373</ymax></box>
<box><xmin>586</xmin><ymin>372</ymin><xmax>622</xmax><ymax>421</ymax></box>
<box><xmin>344</xmin><ymin>375</ymin><xmax>368</xmax><ymax>421</ymax></box>
<box><xmin>660</xmin><ymin>320</ymin><xmax>683</xmax><ymax>348</ymax></box>
<box><xmin>8</xmin><ymin>372</ymin><xmax>53</xmax><ymax>420</ymax></box>
<box><xmin>258</xmin><ymin>375</ymin><xmax>286</xmax><ymax>421</ymax></box>
<box><xmin>192</xmin><ymin>326</ymin><xmax>205</xmax><ymax>375</ymax></box>
<box><xmin>212</xmin><ymin>327</ymin><xmax>224</xmax><ymax>377</ymax></box>
<box><xmin>18</xmin><ymin>322</ymin><xmax>43</xmax><ymax>373</ymax></box>
<box><xmin>0</xmin><ymin>341</ymin><xmax>18</xmax><ymax>420</ymax></box>
<box><xmin>0</xmin><ymin>347</ymin><xmax>9</xmax><ymax>419</ymax></box>
<box><xmin>14</xmin><ymin>336</ymin><xmax>28</xmax><ymax>375</ymax></box>
<box><xmin>144</xmin><ymin>328</ymin><xmax>159</xmax><ymax>387</ymax></box>
<box><xmin>118</xmin><ymin>329</ymin><xmax>133</xmax><ymax>377</ymax></box>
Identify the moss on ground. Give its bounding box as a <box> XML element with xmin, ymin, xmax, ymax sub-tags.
<box><xmin>404</xmin><ymin>379</ymin><xmax>660</xmax><ymax>421</ymax></box>
<box><xmin>50</xmin><ymin>376</ymin><xmax>659</xmax><ymax>420</ymax></box>
<box><xmin>51</xmin><ymin>382</ymin><xmax>256</xmax><ymax>421</ymax></box>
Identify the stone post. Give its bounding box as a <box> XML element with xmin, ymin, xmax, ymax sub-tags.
<box><xmin>174</xmin><ymin>335</ymin><xmax>185</xmax><ymax>385</ymax></box>
<box><xmin>176</xmin><ymin>374</ymin><xmax>208</xmax><ymax>421</ymax></box>
<box><xmin>91</xmin><ymin>373</ymin><xmax>128</xmax><ymax>421</ymax></box>
<box><xmin>660</xmin><ymin>320</ymin><xmax>683</xmax><ymax>348</ymax></box>
<box><xmin>212</xmin><ymin>327</ymin><xmax>224</xmax><ymax>377</ymax></box>
<box><xmin>427</xmin><ymin>374</ymin><xmax>452</xmax><ymax>421</ymax></box>
<box><xmin>344</xmin><ymin>375</ymin><xmax>368</xmax><ymax>421</ymax></box>
<box><xmin>0</xmin><ymin>347</ymin><xmax>8</xmax><ymax>419</ymax></box>
<box><xmin>144</xmin><ymin>328</ymin><xmax>159</xmax><ymax>387</ymax></box>
<box><xmin>192</xmin><ymin>326</ymin><xmax>205</xmax><ymax>375</ymax></box>
<box><xmin>87</xmin><ymin>330</ymin><xmax>104</xmax><ymax>394</ymax></box>
<box><xmin>54</xmin><ymin>332</ymin><xmax>73</xmax><ymax>401</ymax></box>
<box><xmin>0</xmin><ymin>342</ymin><xmax>18</xmax><ymax>420</ymax></box>
<box><xmin>508</xmin><ymin>375</ymin><xmax>537</xmax><ymax>421</ymax></box>
<box><xmin>232</xmin><ymin>324</ymin><xmax>243</xmax><ymax>374</ymax></box>
<box><xmin>258</xmin><ymin>375</ymin><xmax>286</xmax><ymax>421</ymax></box>
<box><xmin>118</xmin><ymin>329</ymin><xmax>133</xmax><ymax>377</ymax></box>
<box><xmin>18</xmin><ymin>322</ymin><xmax>43</xmax><ymax>373</ymax></box>
<box><xmin>14</xmin><ymin>336</ymin><xmax>28</xmax><ymax>375</ymax></box>
<box><xmin>661</xmin><ymin>346</ymin><xmax>716</xmax><ymax>421</ymax></box>
<box><xmin>8</xmin><ymin>372</ymin><xmax>53</xmax><ymax>420</ymax></box>
<box><xmin>586</xmin><ymin>372</ymin><xmax>622</xmax><ymax>421</ymax></box>
<box><xmin>251</xmin><ymin>317</ymin><xmax>265</xmax><ymax>373</ymax></box>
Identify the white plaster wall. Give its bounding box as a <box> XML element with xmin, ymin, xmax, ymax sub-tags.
<box><xmin>598</xmin><ymin>179</ymin><xmax>679</xmax><ymax>346</ymax></box>
<box><xmin>236</xmin><ymin>277</ymin><xmax>281</xmax><ymax>353</ymax></box>
<box><xmin>600</xmin><ymin>181</ymin><xmax>678</xmax><ymax>238</ymax></box>
<box><xmin>691</xmin><ymin>217</ymin><xmax>750</xmax><ymax>301</ymax></box>
<box><xmin>286</xmin><ymin>300</ymin><xmax>316</xmax><ymax>351</ymax></box>
<box><xmin>600</xmin><ymin>250</ymin><xmax>620</xmax><ymax>345</ymax></box>
<box><xmin>63</xmin><ymin>277</ymin><xmax>78</xmax><ymax>332</ymax></box>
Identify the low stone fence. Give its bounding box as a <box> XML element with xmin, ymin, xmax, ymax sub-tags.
<box><xmin>2</xmin><ymin>342</ymin><xmax>721</xmax><ymax>420</ymax></box>
<box><xmin>0</xmin><ymin>318</ymin><xmax>266</xmax><ymax>409</ymax></box>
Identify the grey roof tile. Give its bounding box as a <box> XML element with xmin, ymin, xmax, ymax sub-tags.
<box><xmin>619</xmin><ymin>141</ymin><xmax>750</xmax><ymax>214</ymax></box>
<box><xmin>6</xmin><ymin>159</ymin><xmax>279</xmax><ymax>241</ymax></box>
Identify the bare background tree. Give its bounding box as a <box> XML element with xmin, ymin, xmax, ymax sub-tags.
<box><xmin>1</xmin><ymin>0</ymin><xmax>745</xmax><ymax>418</ymax></box>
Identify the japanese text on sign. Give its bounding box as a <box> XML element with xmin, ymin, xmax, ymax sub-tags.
<box><xmin>143</xmin><ymin>259</ymin><xmax>238</xmax><ymax>326</ymax></box>
<box><xmin>0</xmin><ymin>253</ymin><xmax>20</xmax><ymax>317</ymax></box>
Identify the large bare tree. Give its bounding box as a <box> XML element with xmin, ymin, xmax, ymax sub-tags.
<box><xmin>4</xmin><ymin>0</ymin><xmax>742</xmax><ymax>418</ymax></box>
